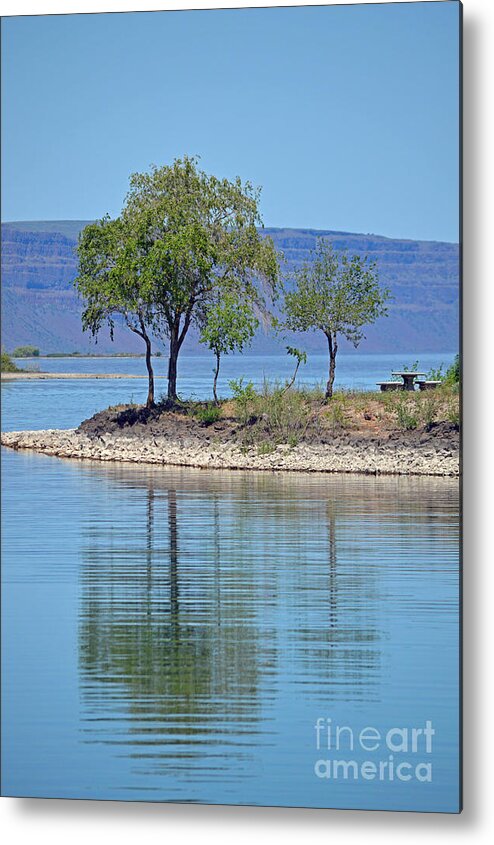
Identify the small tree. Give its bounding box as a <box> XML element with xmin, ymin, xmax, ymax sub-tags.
<box><xmin>200</xmin><ymin>294</ymin><xmax>259</xmax><ymax>404</ymax></box>
<box><xmin>283</xmin><ymin>239</ymin><xmax>390</xmax><ymax>399</ymax></box>
<box><xmin>282</xmin><ymin>345</ymin><xmax>307</xmax><ymax>392</ymax></box>
<box><xmin>75</xmin><ymin>216</ymin><xmax>158</xmax><ymax>408</ymax></box>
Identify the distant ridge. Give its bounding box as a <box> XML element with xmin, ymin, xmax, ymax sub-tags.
<box><xmin>3</xmin><ymin>220</ymin><xmax>91</xmax><ymax>240</ymax></box>
<box><xmin>1</xmin><ymin>221</ymin><xmax>459</xmax><ymax>354</ymax></box>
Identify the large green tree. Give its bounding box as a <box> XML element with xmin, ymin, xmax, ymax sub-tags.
<box><xmin>75</xmin><ymin>216</ymin><xmax>158</xmax><ymax>407</ymax></box>
<box><xmin>124</xmin><ymin>156</ymin><xmax>278</xmax><ymax>400</ymax></box>
<box><xmin>283</xmin><ymin>239</ymin><xmax>389</xmax><ymax>399</ymax></box>
<box><xmin>76</xmin><ymin>156</ymin><xmax>279</xmax><ymax>403</ymax></box>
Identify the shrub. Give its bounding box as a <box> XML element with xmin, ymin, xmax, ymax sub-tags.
<box><xmin>1</xmin><ymin>351</ymin><xmax>19</xmax><ymax>372</ymax></box>
<box><xmin>228</xmin><ymin>378</ymin><xmax>257</xmax><ymax>403</ymax></box>
<box><xmin>229</xmin><ymin>379</ymin><xmax>314</xmax><ymax>447</ymax></box>
<box><xmin>446</xmin><ymin>399</ymin><xmax>460</xmax><ymax>427</ymax></box>
<box><xmin>427</xmin><ymin>364</ymin><xmax>444</xmax><ymax>382</ymax></box>
<box><xmin>12</xmin><ymin>345</ymin><xmax>40</xmax><ymax>358</ymax></box>
<box><xmin>421</xmin><ymin>396</ymin><xmax>438</xmax><ymax>431</ymax></box>
<box><xmin>426</xmin><ymin>355</ymin><xmax>459</xmax><ymax>385</ymax></box>
<box><xmin>326</xmin><ymin>400</ymin><xmax>347</xmax><ymax>430</ymax></box>
<box><xmin>228</xmin><ymin>378</ymin><xmax>257</xmax><ymax>425</ymax></box>
<box><xmin>444</xmin><ymin>354</ymin><xmax>460</xmax><ymax>385</ymax></box>
<box><xmin>396</xmin><ymin>400</ymin><xmax>418</xmax><ymax>430</ymax></box>
<box><xmin>256</xmin><ymin>382</ymin><xmax>312</xmax><ymax>444</ymax></box>
<box><xmin>194</xmin><ymin>403</ymin><xmax>222</xmax><ymax>425</ymax></box>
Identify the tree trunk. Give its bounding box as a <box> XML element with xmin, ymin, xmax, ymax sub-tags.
<box><xmin>282</xmin><ymin>360</ymin><xmax>300</xmax><ymax>394</ymax></box>
<box><xmin>166</xmin><ymin>306</ymin><xmax>194</xmax><ymax>402</ymax></box>
<box><xmin>167</xmin><ymin>330</ymin><xmax>179</xmax><ymax>402</ymax></box>
<box><xmin>144</xmin><ymin>334</ymin><xmax>155</xmax><ymax>408</ymax></box>
<box><xmin>325</xmin><ymin>332</ymin><xmax>338</xmax><ymax>400</ymax></box>
<box><xmin>213</xmin><ymin>352</ymin><xmax>220</xmax><ymax>404</ymax></box>
<box><xmin>128</xmin><ymin>319</ymin><xmax>155</xmax><ymax>408</ymax></box>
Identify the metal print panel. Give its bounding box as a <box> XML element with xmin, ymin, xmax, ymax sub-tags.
<box><xmin>1</xmin><ymin>1</ymin><xmax>462</xmax><ymax>813</ymax></box>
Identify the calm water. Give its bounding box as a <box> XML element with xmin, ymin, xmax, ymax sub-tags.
<box><xmin>1</xmin><ymin>354</ymin><xmax>460</xmax><ymax>812</ymax></box>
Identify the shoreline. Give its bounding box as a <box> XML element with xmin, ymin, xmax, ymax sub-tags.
<box><xmin>0</xmin><ymin>428</ymin><xmax>459</xmax><ymax>477</ymax></box>
<box><xmin>1</xmin><ymin>372</ymin><xmax>166</xmax><ymax>380</ymax></box>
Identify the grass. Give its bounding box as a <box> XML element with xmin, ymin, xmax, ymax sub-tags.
<box><xmin>226</xmin><ymin>379</ymin><xmax>321</xmax><ymax>449</ymax></box>
<box><xmin>199</xmin><ymin>383</ymin><xmax>458</xmax><ymax>440</ymax></box>
<box><xmin>101</xmin><ymin>381</ymin><xmax>460</xmax><ymax>448</ymax></box>
<box><xmin>225</xmin><ymin>382</ymin><xmax>460</xmax><ymax>446</ymax></box>
<box><xmin>191</xmin><ymin>402</ymin><xmax>223</xmax><ymax>426</ymax></box>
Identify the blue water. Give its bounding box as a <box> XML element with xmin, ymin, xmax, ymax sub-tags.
<box><xmin>1</xmin><ymin>354</ymin><xmax>460</xmax><ymax>812</ymax></box>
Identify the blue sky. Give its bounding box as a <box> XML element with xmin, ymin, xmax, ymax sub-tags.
<box><xmin>1</xmin><ymin>2</ymin><xmax>460</xmax><ymax>241</ymax></box>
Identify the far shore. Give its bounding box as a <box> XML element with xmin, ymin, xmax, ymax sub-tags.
<box><xmin>1</xmin><ymin>372</ymin><xmax>166</xmax><ymax>380</ymax></box>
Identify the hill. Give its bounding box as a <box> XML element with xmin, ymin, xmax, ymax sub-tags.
<box><xmin>1</xmin><ymin>221</ymin><xmax>459</xmax><ymax>354</ymax></box>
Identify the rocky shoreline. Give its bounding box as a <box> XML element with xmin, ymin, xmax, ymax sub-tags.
<box><xmin>0</xmin><ymin>427</ymin><xmax>459</xmax><ymax>477</ymax></box>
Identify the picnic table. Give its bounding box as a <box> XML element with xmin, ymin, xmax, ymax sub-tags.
<box><xmin>391</xmin><ymin>371</ymin><xmax>427</xmax><ymax>391</ymax></box>
<box><xmin>418</xmin><ymin>380</ymin><xmax>442</xmax><ymax>391</ymax></box>
<box><xmin>375</xmin><ymin>381</ymin><xmax>401</xmax><ymax>392</ymax></box>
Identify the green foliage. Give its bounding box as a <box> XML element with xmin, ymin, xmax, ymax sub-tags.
<box><xmin>192</xmin><ymin>403</ymin><xmax>223</xmax><ymax>426</ymax></box>
<box><xmin>12</xmin><ymin>345</ymin><xmax>39</xmax><ymax>358</ymax></box>
<box><xmin>283</xmin><ymin>238</ymin><xmax>389</xmax><ymax>398</ymax></box>
<box><xmin>75</xmin><ymin>213</ymin><xmax>158</xmax><ymax>406</ymax></box>
<box><xmin>286</xmin><ymin>345</ymin><xmax>307</xmax><ymax>367</ymax></box>
<box><xmin>446</xmin><ymin>399</ymin><xmax>460</xmax><ymax>426</ymax></box>
<box><xmin>326</xmin><ymin>399</ymin><xmax>348</xmax><ymax>430</ymax></box>
<box><xmin>228</xmin><ymin>377</ymin><xmax>257</xmax><ymax>403</ymax></box>
<box><xmin>425</xmin><ymin>355</ymin><xmax>459</xmax><ymax>385</ymax></box>
<box><xmin>444</xmin><ymin>354</ymin><xmax>460</xmax><ymax>385</ymax></box>
<box><xmin>229</xmin><ymin>379</ymin><xmax>314</xmax><ymax>447</ymax></box>
<box><xmin>200</xmin><ymin>293</ymin><xmax>258</xmax><ymax>401</ymax></box>
<box><xmin>228</xmin><ymin>378</ymin><xmax>257</xmax><ymax>424</ymax></box>
<box><xmin>200</xmin><ymin>295</ymin><xmax>259</xmax><ymax>358</ymax></box>
<box><xmin>283</xmin><ymin>345</ymin><xmax>307</xmax><ymax>391</ymax></box>
<box><xmin>75</xmin><ymin>156</ymin><xmax>280</xmax><ymax>401</ymax></box>
<box><xmin>392</xmin><ymin>361</ymin><xmax>419</xmax><ymax>381</ymax></box>
<box><xmin>258</xmin><ymin>381</ymin><xmax>312</xmax><ymax>444</ymax></box>
<box><xmin>420</xmin><ymin>396</ymin><xmax>438</xmax><ymax>431</ymax></box>
<box><xmin>284</xmin><ymin>239</ymin><xmax>389</xmax><ymax>344</ymax></box>
<box><xmin>1</xmin><ymin>351</ymin><xmax>19</xmax><ymax>372</ymax></box>
<box><xmin>426</xmin><ymin>364</ymin><xmax>444</xmax><ymax>381</ymax></box>
<box><xmin>396</xmin><ymin>399</ymin><xmax>418</xmax><ymax>431</ymax></box>
<box><xmin>46</xmin><ymin>352</ymin><xmax>81</xmax><ymax>357</ymax></box>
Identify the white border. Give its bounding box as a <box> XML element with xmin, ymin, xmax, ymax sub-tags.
<box><xmin>2</xmin><ymin>1</ymin><xmax>494</xmax><ymax>842</ymax></box>
<box><xmin>0</xmin><ymin>0</ymin><xmax>458</xmax><ymax>16</ymax></box>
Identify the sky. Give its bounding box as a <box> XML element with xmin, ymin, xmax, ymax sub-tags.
<box><xmin>1</xmin><ymin>2</ymin><xmax>460</xmax><ymax>242</ymax></box>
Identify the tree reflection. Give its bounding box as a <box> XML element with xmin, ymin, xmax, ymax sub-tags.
<box><xmin>78</xmin><ymin>468</ymin><xmax>455</xmax><ymax>752</ymax></box>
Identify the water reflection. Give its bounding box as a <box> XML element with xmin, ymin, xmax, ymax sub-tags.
<box><xmin>77</xmin><ymin>466</ymin><xmax>459</xmax><ymax>804</ymax></box>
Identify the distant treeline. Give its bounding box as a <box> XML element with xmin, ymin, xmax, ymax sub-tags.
<box><xmin>10</xmin><ymin>349</ymin><xmax>163</xmax><ymax>358</ymax></box>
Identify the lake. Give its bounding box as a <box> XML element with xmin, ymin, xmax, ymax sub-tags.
<box><xmin>1</xmin><ymin>353</ymin><xmax>460</xmax><ymax>812</ymax></box>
